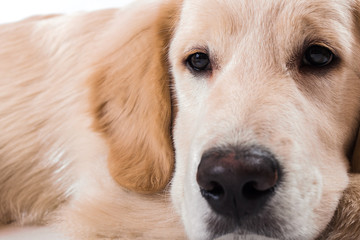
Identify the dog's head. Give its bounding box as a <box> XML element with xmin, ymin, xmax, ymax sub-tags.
<box><xmin>92</xmin><ymin>0</ymin><xmax>360</xmax><ymax>239</ymax></box>
<box><xmin>169</xmin><ymin>0</ymin><xmax>360</xmax><ymax>239</ymax></box>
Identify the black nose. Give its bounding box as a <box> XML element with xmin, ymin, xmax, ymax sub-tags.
<box><xmin>196</xmin><ymin>146</ymin><xmax>281</xmax><ymax>219</ymax></box>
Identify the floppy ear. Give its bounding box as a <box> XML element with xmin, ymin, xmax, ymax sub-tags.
<box><xmin>89</xmin><ymin>0</ymin><xmax>181</xmax><ymax>193</ymax></box>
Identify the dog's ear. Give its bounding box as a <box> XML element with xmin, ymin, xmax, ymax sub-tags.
<box><xmin>89</xmin><ymin>0</ymin><xmax>181</xmax><ymax>193</ymax></box>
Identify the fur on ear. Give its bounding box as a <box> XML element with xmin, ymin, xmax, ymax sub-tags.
<box><xmin>89</xmin><ymin>0</ymin><xmax>181</xmax><ymax>193</ymax></box>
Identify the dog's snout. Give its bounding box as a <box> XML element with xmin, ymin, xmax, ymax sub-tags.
<box><xmin>196</xmin><ymin>146</ymin><xmax>281</xmax><ymax>218</ymax></box>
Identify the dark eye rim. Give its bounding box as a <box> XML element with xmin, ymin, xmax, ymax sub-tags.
<box><xmin>185</xmin><ymin>52</ymin><xmax>212</xmax><ymax>73</ymax></box>
<box><xmin>301</xmin><ymin>44</ymin><xmax>336</xmax><ymax>68</ymax></box>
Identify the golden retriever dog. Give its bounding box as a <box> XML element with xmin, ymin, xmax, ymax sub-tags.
<box><xmin>1</xmin><ymin>0</ymin><xmax>360</xmax><ymax>239</ymax></box>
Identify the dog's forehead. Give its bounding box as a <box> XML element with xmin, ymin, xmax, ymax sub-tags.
<box><xmin>172</xmin><ymin>0</ymin><xmax>354</xmax><ymax>65</ymax></box>
<box><xmin>179</xmin><ymin>0</ymin><xmax>353</xmax><ymax>36</ymax></box>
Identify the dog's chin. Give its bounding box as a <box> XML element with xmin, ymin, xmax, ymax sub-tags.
<box><xmin>206</xmin><ymin>213</ymin><xmax>286</xmax><ymax>240</ymax></box>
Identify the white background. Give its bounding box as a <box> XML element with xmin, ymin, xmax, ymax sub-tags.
<box><xmin>0</xmin><ymin>0</ymin><xmax>134</xmax><ymax>24</ymax></box>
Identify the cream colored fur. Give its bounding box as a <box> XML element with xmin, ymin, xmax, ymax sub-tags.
<box><xmin>0</xmin><ymin>2</ymin><xmax>184</xmax><ymax>239</ymax></box>
<box><xmin>170</xmin><ymin>0</ymin><xmax>360</xmax><ymax>239</ymax></box>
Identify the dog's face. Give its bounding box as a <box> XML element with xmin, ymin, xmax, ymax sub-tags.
<box><xmin>169</xmin><ymin>0</ymin><xmax>360</xmax><ymax>239</ymax></box>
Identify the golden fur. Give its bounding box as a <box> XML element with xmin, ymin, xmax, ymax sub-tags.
<box><xmin>0</xmin><ymin>1</ymin><xmax>184</xmax><ymax>239</ymax></box>
<box><xmin>0</xmin><ymin>0</ymin><xmax>360</xmax><ymax>239</ymax></box>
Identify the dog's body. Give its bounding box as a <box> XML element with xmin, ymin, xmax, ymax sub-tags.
<box><xmin>1</xmin><ymin>0</ymin><xmax>360</xmax><ymax>239</ymax></box>
<box><xmin>0</xmin><ymin>5</ymin><xmax>184</xmax><ymax>239</ymax></box>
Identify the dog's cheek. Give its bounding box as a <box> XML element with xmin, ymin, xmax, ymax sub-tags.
<box><xmin>314</xmin><ymin>156</ymin><xmax>349</xmax><ymax>230</ymax></box>
<box><xmin>171</xmin><ymin>101</ymin><xmax>216</xmax><ymax>238</ymax></box>
<box><xmin>303</xmin><ymin>143</ymin><xmax>349</xmax><ymax>235</ymax></box>
<box><xmin>171</xmin><ymin>110</ymin><xmax>199</xmax><ymax>210</ymax></box>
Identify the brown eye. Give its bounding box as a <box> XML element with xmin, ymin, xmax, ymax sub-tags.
<box><xmin>186</xmin><ymin>52</ymin><xmax>211</xmax><ymax>72</ymax></box>
<box><xmin>303</xmin><ymin>45</ymin><xmax>334</xmax><ymax>67</ymax></box>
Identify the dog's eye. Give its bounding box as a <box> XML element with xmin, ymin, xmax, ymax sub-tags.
<box><xmin>302</xmin><ymin>45</ymin><xmax>334</xmax><ymax>67</ymax></box>
<box><xmin>186</xmin><ymin>52</ymin><xmax>211</xmax><ymax>72</ymax></box>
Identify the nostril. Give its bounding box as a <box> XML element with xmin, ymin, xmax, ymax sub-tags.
<box><xmin>242</xmin><ymin>181</ymin><xmax>275</xmax><ymax>200</ymax></box>
<box><xmin>242</xmin><ymin>169</ymin><xmax>278</xmax><ymax>200</ymax></box>
<box><xmin>200</xmin><ymin>181</ymin><xmax>225</xmax><ymax>201</ymax></box>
